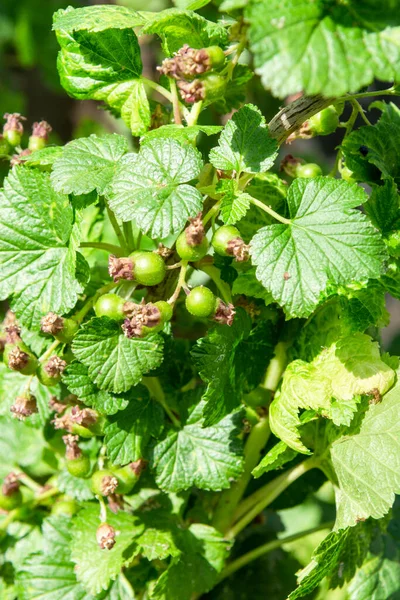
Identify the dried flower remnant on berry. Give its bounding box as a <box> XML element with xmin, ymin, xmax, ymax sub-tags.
<box><xmin>3</xmin><ymin>113</ymin><xmax>26</xmax><ymax>135</ymax></box>
<box><xmin>226</xmin><ymin>238</ymin><xmax>250</xmax><ymax>262</ymax></box>
<box><xmin>107</xmin><ymin>493</ymin><xmax>124</xmax><ymax>514</ymax></box>
<box><xmin>177</xmin><ymin>79</ymin><xmax>205</xmax><ymax>104</ymax></box>
<box><xmin>122</xmin><ymin>301</ymin><xmax>161</xmax><ymax>338</ymax></box>
<box><xmin>41</xmin><ymin>312</ymin><xmax>64</xmax><ymax>335</ymax></box>
<box><xmin>186</xmin><ymin>213</ymin><xmax>204</xmax><ymax>246</ymax></box>
<box><xmin>49</xmin><ymin>396</ymin><xmax>67</xmax><ymax>414</ymax></box>
<box><xmin>10</xmin><ymin>395</ymin><xmax>38</xmax><ymax>420</ymax></box>
<box><xmin>2</xmin><ymin>473</ymin><xmax>20</xmax><ymax>496</ymax></box>
<box><xmin>213</xmin><ymin>300</ymin><xmax>236</xmax><ymax>326</ymax></box>
<box><xmin>63</xmin><ymin>434</ymin><xmax>82</xmax><ymax>460</ymax></box>
<box><xmin>100</xmin><ymin>475</ymin><xmax>118</xmax><ymax>496</ymax></box>
<box><xmin>44</xmin><ymin>355</ymin><xmax>67</xmax><ymax>378</ymax></box>
<box><xmin>10</xmin><ymin>148</ymin><xmax>32</xmax><ymax>166</ymax></box>
<box><xmin>96</xmin><ymin>523</ymin><xmax>116</xmax><ymax>550</ymax></box>
<box><xmin>70</xmin><ymin>406</ymin><xmax>97</xmax><ymax>427</ymax></box>
<box><xmin>8</xmin><ymin>347</ymin><xmax>29</xmax><ymax>371</ymax></box>
<box><xmin>155</xmin><ymin>243</ymin><xmax>173</xmax><ymax>259</ymax></box>
<box><xmin>31</xmin><ymin>120</ymin><xmax>52</xmax><ymax>140</ymax></box>
<box><xmin>280</xmin><ymin>154</ymin><xmax>303</xmax><ymax>177</ymax></box>
<box><xmin>158</xmin><ymin>45</ymin><xmax>214</xmax><ymax>80</ymax></box>
<box><xmin>108</xmin><ymin>255</ymin><xmax>134</xmax><ymax>282</ymax></box>
<box><xmin>130</xmin><ymin>458</ymin><xmax>147</xmax><ymax>477</ymax></box>
<box><xmin>5</xmin><ymin>324</ymin><xmax>22</xmax><ymax>344</ymax></box>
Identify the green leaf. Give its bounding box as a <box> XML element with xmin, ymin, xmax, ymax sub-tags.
<box><xmin>107</xmin><ymin>139</ymin><xmax>203</xmax><ymax>238</ymax></box>
<box><xmin>104</xmin><ymin>387</ymin><xmax>164</xmax><ymax>464</ymax></box>
<box><xmin>141</xmin><ymin>124</ymin><xmax>222</xmax><ymax>144</ymax></box>
<box><xmin>16</xmin><ymin>515</ymin><xmax>88</xmax><ymax>600</ymax></box>
<box><xmin>218</xmin><ymin>180</ymin><xmax>252</xmax><ymax>225</ymax></box>
<box><xmin>340</xmin><ymin>282</ymin><xmax>388</xmax><ymax>334</ymax></box>
<box><xmin>209</xmin><ymin>104</ymin><xmax>278</xmax><ymax>174</ymax></box>
<box><xmin>62</xmin><ymin>361</ymin><xmax>129</xmax><ymax>416</ymax></box>
<box><xmin>72</xmin><ymin>317</ymin><xmax>164</xmax><ymax>393</ymax></box>
<box><xmin>57</xmin><ymin>469</ymin><xmax>95</xmax><ymax>501</ymax></box>
<box><xmin>135</xmin><ymin>509</ymin><xmax>181</xmax><ymax>561</ymax></box>
<box><xmin>151</xmin><ymin>523</ymin><xmax>228</xmax><ymax>600</ymax></box>
<box><xmin>246</xmin><ymin>1</ymin><xmax>400</xmax><ymax>97</ymax></box>
<box><xmin>21</xmin><ymin>146</ymin><xmax>63</xmax><ymax>167</ymax></box>
<box><xmin>51</xmin><ymin>134</ymin><xmax>128</xmax><ymax>196</ymax></box>
<box><xmin>342</xmin><ymin>102</ymin><xmax>400</xmax><ymax>186</ymax></box>
<box><xmin>232</xmin><ymin>266</ymin><xmax>274</xmax><ymax>305</ymax></box>
<box><xmin>214</xmin><ymin>64</ymin><xmax>253</xmax><ymax>115</ymax></box>
<box><xmin>253</xmin><ymin>441</ymin><xmax>298</xmax><ymax>478</ymax></box>
<box><xmin>71</xmin><ymin>505</ymin><xmax>143</xmax><ymax>595</ymax></box>
<box><xmin>270</xmin><ymin>334</ymin><xmax>395</xmax><ymax>454</ymax></box>
<box><xmin>172</xmin><ymin>0</ymin><xmax>211</xmax><ymax>10</ymax></box>
<box><xmin>288</xmin><ymin>523</ymin><xmax>371</xmax><ymax>599</ymax></box>
<box><xmin>364</xmin><ymin>178</ymin><xmax>400</xmax><ymax>234</ymax></box>
<box><xmin>192</xmin><ymin>308</ymin><xmax>277</xmax><ymax>425</ymax></box>
<box><xmin>332</xmin><ymin>376</ymin><xmax>400</xmax><ymax>529</ymax></box>
<box><xmin>152</xmin><ymin>400</ymin><xmax>244</xmax><ymax>492</ymax></box>
<box><xmin>53</xmin><ymin>5</ymin><xmax>147</xmax><ymax>33</ymax></box>
<box><xmin>142</xmin><ymin>8</ymin><xmax>228</xmax><ymax>55</ymax></box>
<box><xmin>251</xmin><ymin>177</ymin><xmax>387</xmax><ymax>318</ymax></box>
<box><xmin>0</xmin><ymin>168</ymin><xmax>81</xmax><ymax>327</ymax></box>
<box><xmin>54</xmin><ymin>16</ymin><xmax>148</xmax><ymax>135</ymax></box>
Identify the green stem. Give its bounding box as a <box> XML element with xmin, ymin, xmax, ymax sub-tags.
<box><xmin>34</xmin><ymin>487</ymin><xmax>59</xmax><ymax>504</ymax></box>
<box><xmin>39</xmin><ymin>339</ymin><xmax>61</xmax><ymax>364</ymax></box>
<box><xmin>262</xmin><ymin>341</ymin><xmax>289</xmax><ymax>391</ymax></box>
<box><xmin>143</xmin><ymin>377</ymin><xmax>181</xmax><ymax>428</ymax></box>
<box><xmin>80</xmin><ymin>242</ymin><xmax>125</xmax><ymax>256</ymax></box>
<box><xmin>248</xmin><ymin>197</ymin><xmax>290</xmax><ymax>225</ymax></box>
<box><xmin>228</xmin><ymin>458</ymin><xmax>317</xmax><ymax>540</ymax></box>
<box><xmin>212</xmin><ymin>416</ymin><xmax>270</xmax><ymax>533</ymax></box>
<box><xmin>141</xmin><ymin>77</ymin><xmax>174</xmax><ymax>103</ymax></box>
<box><xmin>349</xmin><ymin>98</ymin><xmax>372</xmax><ymax>127</ymax></box>
<box><xmin>107</xmin><ymin>207</ymin><xmax>128</xmax><ymax>254</ymax></box>
<box><xmin>73</xmin><ymin>281</ymin><xmax>119</xmax><ymax>324</ymax></box>
<box><xmin>170</xmin><ymin>79</ymin><xmax>183</xmax><ymax>125</ymax></box>
<box><xmin>17</xmin><ymin>470</ymin><xmax>41</xmax><ymax>492</ymax></box>
<box><xmin>218</xmin><ymin>521</ymin><xmax>334</xmax><ymax>584</ymax></box>
<box><xmin>202</xmin><ymin>200</ymin><xmax>221</xmax><ymax>226</ymax></box>
<box><xmin>167</xmin><ymin>261</ymin><xmax>188</xmax><ymax>304</ymax></box>
<box><xmin>198</xmin><ymin>264</ymin><xmax>232</xmax><ymax>304</ymax></box>
<box><xmin>186</xmin><ymin>100</ymin><xmax>203</xmax><ymax>127</ymax></box>
<box><xmin>350</xmin><ymin>86</ymin><xmax>398</xmax><ymax>99</ymax></box>
<box><xmin>123</xmin><ymin>222</ymin><xmax>135</xmax><ymax>252</ymax></box>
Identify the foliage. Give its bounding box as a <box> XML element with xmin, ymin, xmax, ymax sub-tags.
<box><xmin>0</xmin><ymin>1</ymin><xmax>400</xmax><ymax>599</ymax></box>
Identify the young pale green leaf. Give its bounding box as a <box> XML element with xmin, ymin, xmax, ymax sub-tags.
<box><xmin>152</xmin><ymin>400</ymin><xmax>244</xmax><ymax>492</ymax></box>
<box><xmin>55</xmin><ymin>19</ymin><xmax>148</xmax><ymax>135</ymax></box>
<box><xmin>62</xmin><ymin>361</ymin><xmax>129</xmax><ymax>416</ymax></box>
<box><xmin>141</xmin><ymin>8</ymin><xmax>228</xmax><ymax>55</ymax></box>
<box><xmin>151</xmin><ymin>523</ymin><xmax>228</xmax><ymax>600</ymax></box>
<box><xmin>21</xmin><ymin>146</ymin><xmax>63</xmax><ymax>167</ymax></box>
<box><xmin>72</xmin><ymin>317</ymin><xmax>164</xmax><ymax>393</ymax></box>
<box><xmin>209</xmin><ymin>104</ymin><xmax>278</xmax><ymax>174</ymax></box>
<box><xmin>253</xmin><ymin>440</ymin><xmax>298</xmax><ymax>478</ymax></box>
<box><xmin>288</xmin><ymin>523</ymin><xmax>371</xmax><ymax>599</ymax></box>
<box><xmin>270</xmin><ymin>333</ymin><xmax>395</xmax><ymax>453</ymax></box>
<box><xmin>219</xmin><ymin>179</ymin><xmax>251</xmax><ymax>225</ymax></box>
<box><xmin>141</xmin><ymin>124</ymin><xmax>222</xmax><ymax>144</ymax></box>
<box><xmin>0</xmin><ymin>168</ymin><xmax>82</xmax><ymax>327</ymax></box>
<box><xmin>104</xmin><ymin>387</ymin><xmax>164</xmax><ymax>464</ymax></box>
<box><xmin>251</xmin><ymin>177</ymin><xmax>388</xmax><ymax>318</ymax></box>
<box><xmin>71</xmin><ymin>505</ymin><xmax>143</xmax><ymax>595</ymax></box>
<box><xmin>342</xmin><ymin>102</ymin><xmax>400</xmax><ymax>186</ymax></box>
<box><xmin>192</xmin><ymin>309</ymin><xmax>277</xmax><ymax>425</ymax></box>
<box><xmin>51</xmin><ymin>134</ymin><xmax>128</xmax><ymax>196</ymax></box>
<box><xmin>332</xmin><ymin>376</ymin><xmax>400</xmax><ymax>529</ymax></box>
<box><xmin>246</xmin><ymin>1</ymin><xmax>400</xmax><ymax>98</ymax></box>
<box><xmin>16</xmin><ymin>515</ymin><xmax>88</xmax><ymax>600</ymax></box>
<box><xmin>107</xmin><ymin>138</ymin><xmax>203</xmax><ymax>238</ymax></box>
<box><xmin>53</xmin><ymin>5</ymin><xmax>147</xmax><ymax>33</ymax></box>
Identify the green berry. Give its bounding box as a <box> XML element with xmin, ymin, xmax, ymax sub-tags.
<box><xmin>28</xmin><ymin>136</ymin><xmax>46</xmax><ymax>152</ymax></box>
<box><xmin>0</xmin><ymin>489</ymin><xmax>22</xmax><ymax>511</ymax></box>
<box><xmin>154</xmin><ymin>301</ymin><xmax>173</xmax><ymax>323</ymax></box>
<box><xmin>37</xmin><ymin>364</ymin><xmax>60</xmax><ymax>387</ymax></box>
<box><xmin>55</xmin><ymin>318</ymin><xmax>79</xmax><ymax>343</ymax></box>
<box><xmin>130</xmin><ymin>251</ymin><xmax>166</xmax><ymax>286</ymax></box>
<box><xmin>186</xmin><ymin>286</ymin><xmax>217</xmax><ymax>318</ymax></box>
<box><xmin>308</xmin><ymin>106</ymin><xmax>339</xmax><ymax>136</ymax></box>
<box><xmin>4</xmin><ymin>129</ymin><xmax>22</xmax><ymax>147</ymax></box>
<box><xmin>205</xmin><ymin>46</ymin><xmax>225</xmax><ymax>69</ymax></box>
<box><xmin>296</xmin><ymin>163</ymin><xmax>323</xmax><ymax>178</ymax></box>
<box><xmin>94</xmin><ymin>293</ymin><xmax>125</xmax><ymax>320</ymax></box>
<box><xmin>51</xmin><ymin>498</ymin><xmax>78</xmax><ymax>516</ymax></box>
<box><xmin>202</xmin><ymin>73</ymin><xmax>226</xmax><ymax>102</ymax></box>
<box><xmin>0</xmin><ymin>137</ymin><xmax>10</xmax><ymax>157</ymax></box>
<box><xmin>212</xmin><ymin>225</ymin><xmax>241</xmax><ymax>257</ymax></box>
<box><xmin>113</xmin><ymin>466</ymin><xmax>140</xmax><ymax>495</ymax></box>
<box><xmin>66</xmin><ymin>454</ymin><xmax>91</xmax><ymax>478</ymax></box>
<box><xmin>176</xmin><ymin>232</ymin><xmax>209</xmax><ymax>261</ymax></box>
<box><xmin>4</xmin><ymin>341</ymin><xmax>38</xmax><ymax>375</ymax></box>
<box><xmin>340</xmin><ymin>164</ymin><xmax>356</xmax><ymax>183</ymax></box>
<box><xmin>91</xmin><ymin>469</ymin><xmax>118</xmax><ymax>496</ymax></box>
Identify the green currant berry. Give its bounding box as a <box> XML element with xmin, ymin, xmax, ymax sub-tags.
<box><xmin>91</xmin><ymin>469</ymin><xmax>118</xmax><ymax>496</ymax></box>
<box><xmin>296</xmin><ymin>163</ymin><xmax>323</xmax><ymax>178</ymax></box>
<box><xmin>28</xmin><ymin>136</ymin><xmax>46</xmax><ymax>152</ymax></box>
<box><xmin>0</xmin><ymin>137</ymin><xmax>10</xmax><ymax>157</ymax></box>
<box><xmin>66</xmin><ymin>454</ymin><xmax>91</xmax><ymax>478</ymax></box>
<box><xmin>4</xmin><ymin>342</ymin><xmax>38</xmax><ymax>375</ymax></box>
<box><xmin>308</xmin><ymin>106</ymin><xmax>339</xmax><ymax>136</ymax></box>
<box><xmin>212</xmin><ymin>225</ymin><xmax>241</xmax><ymax>257</ymax></box>
<box><xmin>55</xmin><ymin>318</ymin><xmax>79</xmax><ymax>343</ymax></box>
<box><xmin>154</xmin><ymin>300</ymin><xmax>173</xmax><ymax>323</ymax></box>
<box><xmin>37</xmin><ymin>364</ymin><xmax>60</xmax><ymax>387</ymax></box>
<box><xmin>176</xmin><ymin>232</ymin><xmax>209</xmax><ymax>261</ymax></box>
<box><xmin>205</xmin><ymin>46</ymin><xmax>225</xmax><ymax>69</ymax></box>
<box><xmin>186</xmin><ymin>286</ymin><xmax>217</xmax><ymax>318</ymax></box>
<box><xmin>94</xmin><ymin>293</ymin><xmax>125</xmax><ymax>320</ymax></box>
<box><xmin>202</xmin><ymin>73</ymin><xmax>227</xmax><ymax>102</ymax></box>
<box><xmin>340</xmin><ymin>164</ymin><xmax>356</xmax><ymax>183</ymax></box>
<box><xmin>4</xmin><ymin>129</ymin><xmax>22</xmax><ymax>147</ymax></box>
<box><xmin>51</xmin><ymin>498</ymin><xmax>78</xmax><ymax>516</ymax></box>
<box><xmin>0</xmin><ymin>488</ymin><xmax>22</xmax><ymax>511</ymax></box>
<box><xmin>130</xmin><ymin>251</ymin><xmax>166</xmax><ymax>286</ymax></box>
<box><xmin>113</xmin><ymin>466</ymin><xmax>139</xmax><ymax>495</ymax></box>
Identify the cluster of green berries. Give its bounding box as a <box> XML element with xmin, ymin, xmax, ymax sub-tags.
<box><xmin>0</xmin><ymin>113</ymin><xmax>52</xmax><ymax>163</ymax></box>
